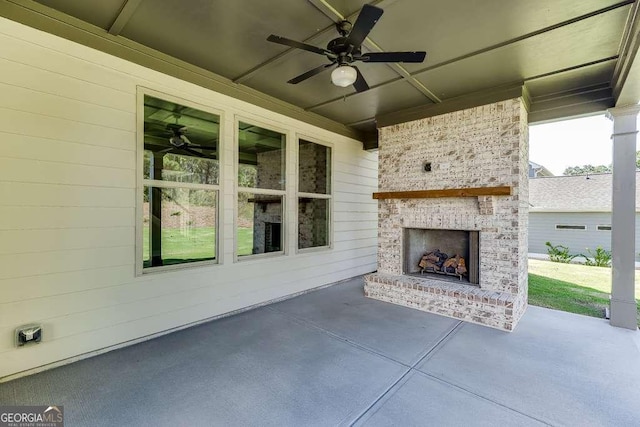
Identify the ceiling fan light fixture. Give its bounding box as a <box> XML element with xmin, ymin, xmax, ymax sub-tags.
<box><xmin>331</xmin><ymin>65</ymin><xmax>357</xmax><ymax>87</ymax></box>
<box><xmin>169</xmin><ymin>135</ymin><xmax>186</xmax><ymax>147</ymax></box>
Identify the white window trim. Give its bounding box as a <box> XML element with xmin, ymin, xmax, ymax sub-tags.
<box><xmin>136</xmin><ymin>87</ymin><xmax>225</xmax><ymax>276</ymax></box>
<box><xmin>234</xmin><ymin>116</ymin><xmax>289</xmax><ymax>261</ymax></box>
<box><xmin>295</xmin><ymin>134</ymin><xmax>334</xmax><ymax>254</ymax></box>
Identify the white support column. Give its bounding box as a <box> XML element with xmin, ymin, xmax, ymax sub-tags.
<box><xmin>607</xmin><ymin>105</ymin><xmax>640</xmax><ymax>330</ymax></box>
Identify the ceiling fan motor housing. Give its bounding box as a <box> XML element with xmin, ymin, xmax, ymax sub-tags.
<box><xmin>327</xmin><ymin>37</ymin><xmax>360</xmax><ymax>64</ymax></box>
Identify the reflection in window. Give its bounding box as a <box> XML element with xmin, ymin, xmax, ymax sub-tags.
<box><xmin>144</xmin><ymin>152</ymin><xmax>219</xmax><ymax>185</ymax></box>
<box><xmin>298</xmin><ymin>139</ymin><xmax>331</xmax><ymax>250</ymax></box>
<box><xmin>299</xmin><ymin>140</ymin><xmax>331</xmax><ymax>194</ymax></box>
<box><xmin>143</xmin><ymin>187</ymin><xmax>217</xmax><ymax>267</ymax></box>
<box><xmin>142</xmin><ymin>94</ymin><xmax>220</xmax><ymax>269</ymax></box>
<box><xmin>237</xmin><ymin>192</ymin><xmax>283</xmax><ymax>256</ymax></box>
<box><xmin>237</xmin><ymin>122</ymin><xmax>286</xmax><ymax>190</ymax></box>
<box><xmin>298</xmin><ymin>198</ymin><xmax>329</xmax><ymax>249</ymax></box>
<box><xmin>237</xmin><ymin>122</ymin><xmax>286</xmax><ymax>258</ymax></box>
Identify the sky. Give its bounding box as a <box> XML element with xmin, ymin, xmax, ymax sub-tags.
<box><xmin>529</xmin><ymin>114</ymin><xmax>615</xmax><ymax>176</ymax></box>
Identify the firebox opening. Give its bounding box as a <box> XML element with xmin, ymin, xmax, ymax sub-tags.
<box><xmin>403</xmin><ymin>228</ymin><xmax>479</xmax><ymax>285</ymax></box>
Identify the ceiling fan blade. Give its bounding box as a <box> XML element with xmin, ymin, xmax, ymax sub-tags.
<box><xmin>288</xmin><ymin>62</ymin><xmax>334</xmax><ymax>84</ymax></box>
<box><xmin>166</xmin><ymin>123</ymin><xmax>187</xmax><ymax>131</ymax></box>
<box><xmin>352</xmin><ymin>66</ymin><xmax>369</xmax><ymax>93</ymax></box>
<box><xmin>180</xmin><ymin>146</ymin><xmax>207</xmax><ymax>158</ymax></box>
<box><xmin>347</xmin><ymin>4</ymin><xmax>384</xmax><ymax>47</ymax></box>
<box><xmin>144</xmin><ymin>143</ymin><xmax>173</xmax><ymax>153</ymax></box>
<box><xmin>267</xmin><ymin>35</ymin><xmax>329</xmax><ymax>56</ymax></box>
<box><xmin>358</xmin><ymin>51</ymin><xmax>426</xmax><ymax>63</ymax></box>
<box><xmin>188</xmin><ymin>144</ymin><xmax>217</xmax><ymax>151</ymax></box>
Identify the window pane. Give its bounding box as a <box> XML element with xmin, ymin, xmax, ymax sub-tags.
<box><xmin>238</xmin><ymin>122</ymin><xmax>285</xmax><ymax>190</ymax></box>
<box><xmin>555</xmin><ymin>225</ymin><xmax>585</xmax><ymax>230</ymax></box>
<box><xmin>143</xmin><ymin>95</ymin><xmax>220</xmax><ymax>185</ymax></box>
<box><xmin>299</xmin><ymin>140</ymin><xmax>331</xmax><ymax>194</ymax></box>
<box><xmin>143</xmin><ymin>186</ymin><xmax>217</xmax><ymax>268</ymax></box>
<box><xmin>238</xmin><ymin>192</ymin><xmax>283</xmax><ymax>256</ymax></box>
<box><xmin>298</xmin><ymin>198</ymin><xmax>329</xmax><ymax>249</ymax></box>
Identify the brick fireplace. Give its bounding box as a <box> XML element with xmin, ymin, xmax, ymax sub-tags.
<box><xmin>364</xmin><ymin>98</ymin><xmax>529</xmax><ymax>331</ymax></box>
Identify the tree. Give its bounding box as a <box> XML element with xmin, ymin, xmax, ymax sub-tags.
<box><xmin>562</xmin><ymin>151</ymin><xmax>640</xmax><ymax>176</ymax></box>
<box><xmin>563</xmin><ymin>164</ymin><xmax>611</xmax><ymax>176</ymax></box>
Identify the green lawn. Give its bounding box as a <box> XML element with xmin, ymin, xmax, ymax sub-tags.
<box><xmin>528</xmin><ymin>259</ymin><xmax>640</xmax><ymax>325</ymax></box>
<box><xmin>236</xmin><ymin>227</ymin><xmax>254</xmax><ymax>256</ymax></box>
<box><xmin>143</xmin><ymin>226</ymin><xmax>255</xmax><ymax>264</ymax></box>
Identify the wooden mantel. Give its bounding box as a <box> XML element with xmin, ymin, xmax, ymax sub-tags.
<box><xmin>372</xmin><ymin>186</ymin><xmax>512</xmax><ymax>200</ymax></box>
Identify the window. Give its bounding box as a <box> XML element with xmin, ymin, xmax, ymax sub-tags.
<box><xmin>597</xmin><ymin>225</ymin><xmax>612</xmax><ymax>231</ymax></box>
<box><xmin>298</xmin><ymin>139</ymin><xmax>331</xmax><ymax>250</ymax></box>
<box><xmin>237</xmin><ymin>121</ymin><xmax>286</xmax><ymax>257</ymax></box>
<box><xmin>555</xmin><ymin>225</ymin><xmax>586</xmax><ymax>230</ymax></box>
<box><xmin>141</xmin><ymin>94</ymin><xmax>220</xmax><ymax>269</ymax></box>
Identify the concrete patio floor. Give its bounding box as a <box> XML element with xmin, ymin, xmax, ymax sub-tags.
<box><xmin>1</xmin><ymin>276</ymin><xmax>639</xmax><ymax>426</ymax></box>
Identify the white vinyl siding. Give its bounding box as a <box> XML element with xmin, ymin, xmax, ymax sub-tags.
<box><xmin>529</xmin><ymin>212</ymin><xmax>640</xmax><ymax>260</ymax></box>
<box><xmin>0</xmin><ymin>17</ymin><xmax>378</xmax><ymax>379</ymax></box>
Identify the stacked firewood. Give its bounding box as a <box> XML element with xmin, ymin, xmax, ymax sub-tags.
<box><xmin>419</xmin><ymin>250</ymin><xmax>467</xmax><ymax>276</ymax></box>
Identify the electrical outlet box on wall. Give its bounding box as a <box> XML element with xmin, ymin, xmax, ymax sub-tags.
<box><xmin>16</xmin><ymin>324</ymin><xmax>42</xmax><ymax>347</ymax></box>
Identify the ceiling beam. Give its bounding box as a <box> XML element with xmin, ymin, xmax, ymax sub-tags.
<box><xmin>347</xmin><ymin>117</ymin><xmax>376</xmax><ymax>127</ymax></box>
<box><xmin>525</xmin><ymin>56</ymin><xmax>618</xmax><ymax>83</ymax></box>
<box><xmin>108</xmin><ymin>0</ymin><xmax>143</xmax><ymax>35</ymax></box>
<box><xmin>0</xmin><ymin>0</ymin><xmax>364</xmax><ymax>142</ymax></box>
<box><xmin>612</xmin><ymin>0</ymin><xmax>640</xmax><ymax>105</ymax></box>
<box><xmin>307</xmin><ymin>0</ymin><xmax>440</xmax><ymax>103</ymax></box>
<box><xmin>304</xmin><ymin>1</ymin><xmax>633</xmax><ymax>113</ymax></box>
<box><xmin>376</xmin><ymin>83</ymin><xmax>529</xmax><ymax>129</ymax></box>
<box><xmin>351</xmin><ymin>56</ymin><xmax>619</xmax><ymax>131</ymax></box>
<box><xmin>371</xmin><ymin>80</ymin><xmax>614</xmax><ymax>145</ymax></box>
<box><xmin>405</xmin><ymin>0</ymin><xmax>633</xmax><ymax>78</ymax></box>
<box><xmin>529</xmin><ymin>96</ymin><xmax>615</xmax><ymax>124</ymax></box>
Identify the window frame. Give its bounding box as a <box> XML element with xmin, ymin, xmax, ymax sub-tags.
<box><xmin>295</xmin><ymin>134</ymin><xmax>333</xmax><ymax>253</ymax></box>
<box><xmin>234</xmin><ymin>116</ymin><xmax>288</xmax><ymax>261</ymax></box>
<box><xmin>554</xmin><ymin>224</ymin><xmax>586</xmax><ymax>230</ymax></box>
<box><xmin>136</xmin><ymin>87</ymin><xmax>224</xmax><ymax>275</ymax></box>
<box><xmin>597</xmin><ymin>225</ymin><xmax>612</xmax><ymax>231</ymax></box>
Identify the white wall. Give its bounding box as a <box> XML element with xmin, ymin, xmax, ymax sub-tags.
<box><xmin>0</xmin><ymin>17</ymin><xmax>378</xmax><ymax>380</ymax></box>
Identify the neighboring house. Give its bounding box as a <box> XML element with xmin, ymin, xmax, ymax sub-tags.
<box><xmin>528</xmin><ymin>161</ymin><xmax>554</xmax><ymax>178</ymax></box>
<box><xmin>529</xmin><ymin>172</ymin><xmax>640</xmax><ymax>260</ymax></box>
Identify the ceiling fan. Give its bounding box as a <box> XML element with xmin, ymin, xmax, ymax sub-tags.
<box><xmin>267</xmin><ymin>4</ymin><xmax>426</xmax><ymax>92</ymax></box>
<box><xmin>144</xmin><ymin>122</ymin><xmax>216</xmax><ymax>159</ymax></box>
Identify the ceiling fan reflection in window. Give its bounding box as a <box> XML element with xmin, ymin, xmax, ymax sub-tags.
<box><xmin>144</xmin><ymin>121</ymin><xmax>217</xmax><ymax>159</ymax></box>
<box><xmin>267</xmin><ymin>4</ymin><xmax>426</xmax><ymax>92</ymax></box>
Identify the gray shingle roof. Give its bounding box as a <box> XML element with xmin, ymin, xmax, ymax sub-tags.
<box><xmin>529</xmin><ymin>172</ymin><xmax>640</xmax><ymax>212</ymax></box>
